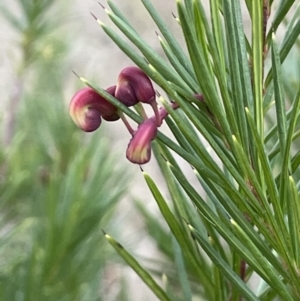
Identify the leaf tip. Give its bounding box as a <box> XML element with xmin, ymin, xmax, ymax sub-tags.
<box><xmin>90</xmin><ymin>12</ymin><xmax>97</xmax><ymax>20</ymax></box>
<box><xmin>187</xmin><ymin>223</ymin><xmax>194</xmax><ymax>231</ymax></box>
<box><xmin>230</xmin><ymin>219</ymin><xmax>236</xmax><ymax>226</ymax></box>
<box><xmin>98</xmin><ymin>2</ymin><xmax>105</xmax><ymax>9</ymax></box>
<box><xmin>72</xmin><ymin>70</ymin><xmax>80</xmax><ymax>78</ymax></box>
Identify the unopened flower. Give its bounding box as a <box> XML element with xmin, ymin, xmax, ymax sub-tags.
<box><xmin>115</xmin><ymin>66</ymin><xmax>160</xmax><ymax>125</ymax></box>
<box><xmin>115</xmin><ymin>66</ymin><xmax>155</xmax><ymax>105</ymax></box>
<box><xmin>69</xmin><ymin>87</ymin><xmax>119</xmax><ymax>132</ymax></box>
<box><xmin>126</xmin><ymin>118</ymin><xmax>157</xmax><ymax>164</ymax></box>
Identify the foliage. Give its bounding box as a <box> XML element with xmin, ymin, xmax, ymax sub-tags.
<box><xmin>0</xmin><ymin>1</ymin><xmax>129</xmax><ymax>300</ymax></box>
<box><xmin>78</xmin><ymin>0</ymin><xmax>300</xmax><ymax>300</ymax></box>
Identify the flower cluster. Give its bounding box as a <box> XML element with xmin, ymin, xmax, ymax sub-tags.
<box><xmin>70</xmin><ymin>66</ymin><xmax>175</xmax><ymax>164</ymax></box>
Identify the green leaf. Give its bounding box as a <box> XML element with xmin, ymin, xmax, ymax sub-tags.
<box><xmin>251</xmin><ymin>0</ymin><xmax>266</xmax><ymax>195</ymax></box>
<box><xmin>135</xmin><ymin>200</ymin><xmax>174</xmax><ymax>258</ymax></box>
<box><xmin>271</xmin><ymin>33</ymin><xmax>287</xmax><ymax>160</ymax></box>
<box><xmin>265</xmin><ymin>18</ymin><xmax>300</xmax><ymax>88</ymax></box>
<box><xmin>159</xmin><ymin>96</ymin><xmax>270</xmax><ymax>222</ymax></box>
<box><xmin>231</xmin><ymin>135</ymin><xmax>276</xmax><ymax>221</ymax></box>
<box><xmin>287</xmin><ymin>176</ymin><xmax>300</xmax><ymax>265</ymax></box>
<box><xmin>143</xmin><ymin>170</ymin><xmax>214</xmax><ymax>298</ymax></box>
<box><xmin>141</xmin><ymin>0</ymin><xmax>195</xmax><ymax>76</ymax></box>
<box><xmin>279</xmin><ymin>86</ymin><xmax>300</xmax><ymax>201</ymax></box>
<box><xmin>104</xmin><ymin>232</ymin><xmax>172</xmax><ymax>301</ymax></box>
<box><xmin>268</xmin><ymin>0</ymin><xmax>296</xmax><ymax>40</ymax></box>
<box><xmin>292</xmin><ymin>150</ymin><xmax>300</xmax><ymax>174</ymax></box>
<box><xmin>210</xmin><ymin>0</ymin><xmax>226</xmax><ymax>74</ymax></box>
<box><xmin>212</xmin><ymin>263</ymin><xmax>228</xmax><ymax>301</ymax></box>
<box><xmin>177</xmin><ymin>1</ymin><xmax>227</xmax><ymax>123</ymax></box>
<box><xmin>157</xmin><ymin>34</ymin><xmax>199</xmax><ymax>92</ymax></box>
<box><xmin>231</xmin><ymin>219</ymin><xmax>294</xmax><ymax>301</ymax></box>
<box><xmin>103</xmin><ymin>7</ymin><xmax>191</xmax><ymax>92</ymax></box>
<box><xmin>188</xmin><ymin>224</ymin><xmax>261</xmax><ymax>301</ymax></box>
<box><xmin>169</xmin><ymin>162</ymin><xmax>288</xmax><ymax>281</ymax></box>
<box><xmin>107</xmin><ymin>0</ymin><xmax>137</xmax><ymax>32</ymax></box>
<box><xmin>222</xmin><ymin>0</ymin><xmax>252</xmax><ymax>153</ymax></box>
<box><xmin>172</xmin><ymin>237</ymin><xmax>192</xmax><ymax>301</ymax></box>
<box><xmin>251</xmin><ymin>0</ymin><xmax>264</xmax><ymax>178</ymax></box>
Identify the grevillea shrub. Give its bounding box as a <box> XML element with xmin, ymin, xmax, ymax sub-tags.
<box><xmin>70</xmin><ymin>1</ymin><xmax>300</xmax><ymax>300</ymax></box>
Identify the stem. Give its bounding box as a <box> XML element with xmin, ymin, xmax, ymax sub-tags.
<box><xmin>240</xmin><ymin>260</ymin><xmax>246</xmax><ymax>282</ymax></box>
<box><xmin>118</xmin><ymin>111</ymin><xmax>135</xmax><ymax>135</ymax></box>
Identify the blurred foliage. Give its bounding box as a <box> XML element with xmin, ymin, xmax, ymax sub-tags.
<box><xmin>0</xmin><ymin>1</ymin><xmax>130</xmax><ymax>300</ymax></box>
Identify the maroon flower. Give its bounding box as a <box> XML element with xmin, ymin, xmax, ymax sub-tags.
<box><xmin>69</xmin><ymin>87</ymin><xmax>119</xmax><ymax>132</ymax></box>
<box><xmin>115</xmin><ymin>66</ymin><xmax>160</xmax><ymax>125</ymax></box>
<box><xmin>126</xmin><ymin>118</ymin><xmax>157</xmax><ymax>164</ymax></box>
<box><xmin>115</xmin><ymin>66</ymin><xmax>155</xmax><ymax>106</ymax></box>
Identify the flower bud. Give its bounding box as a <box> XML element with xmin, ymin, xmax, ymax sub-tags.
<box><xmin>69</xmin><ymin>87</ymin><xmax>119</xmax><ymax>132</ymax></box>
<box><xmin>115</xmin><ymin>66</ymin><xmax>156</xmax><ymax>106</ymax></box>
<box><xmin>126</xmin><ymin>118</ymin><xmax>157</xmax><ymax>164</ymax></box>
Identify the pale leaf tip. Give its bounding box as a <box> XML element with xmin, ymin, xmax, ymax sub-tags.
<box><xmin>166</xmin><ymin>161</ymin><xmax>172</xmax><ymax>167</ymax></box>
<box><xmin>288</xmin><ymin>175</ymin><xmax>295</xmax><ymax>183</ymax></box>
<box><xmin>159</xmin><ymin>95</ymin><xmax>166</xmax><ymax>104</ymax></box>
<box><xmin>230</xmin><ymin>219</ymin><xmax>236</xmax><ymax>226</ymax></box>
<box><xmin>188</xmin><ymin>223</ymin><xmax>194</xmax><ymax>231</ymax></box>
<box><xmin>80</xmin><ymin>77</ymin><xmax>88</xmax><ymax>84</ymax></box>
<box><xmin>148</xmin><ymin>64</ymin><xmax>156</xmax><ymax>72</ymax></box>
<box><xmin>98</xmin><ymin>20</ymin><xmax>105</xmax><ymax>26</ymax></box>
<box><xmin>162</xmin><ymin>274</ymin><xmax>168</xmax><ymax>284</ymax></box>
<box><xmin>155</xmin><ymin>31</ymin><xmax>163</xmax><ymax>41</ymax></box>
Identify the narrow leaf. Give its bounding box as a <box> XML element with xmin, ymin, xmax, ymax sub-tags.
<box><xmin>271</xmin><ymin>33</ymin><xmax>287</xmax><ymax>159</ymax></box>
<box><xmin>279</xmin><ymin>86</ymin><xmax>300</xmax><ymax>203</ymax></box>
<box><xmin>189</xmin><ymin>224</ymin><xmax>261</xmax><ymax>301</ymax></box>
<box><xmin>287</xmin><ymin>176</ymin><xmax>300</xmax><ymax>265</ymax></box>
<box><xmin>143</xmin><ymin>170</ymin><xmax>214</xmax><ymax>298</ymax></box>
<box><xmin>141</xmin><ymin>0</ymin><xmax>195</xmax><ymax>76</ymax></box>
<box><xmin>104</xmin><ymin>232</ymin><xmax>172</xmax><ymax>301</ymax></box>
<box><xmin>231</xmin><ymin>220</ymin><xmax>294</xmax><ymax>301</ymax></box>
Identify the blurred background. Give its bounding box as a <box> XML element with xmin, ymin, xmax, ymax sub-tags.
<box><xmin>0</xmin><ymin>1</ymin><xmax>183</xmax><ymax>300</ymax></box>
<box><xmin>0</xmin><ymin>1</ymin><xmax>299</xmax><ymax>300</ymax></box>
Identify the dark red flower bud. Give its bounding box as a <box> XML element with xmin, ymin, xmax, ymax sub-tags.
<box><xmin>126</xmin><ymin>118</ymin><xmax>157</xmax><ymax>164</ymax></box>
<box><xmin>69</xmin><ymin>87</ymin><xmax>119</xmax><ymax>132</ymax></box>
<box><xmin>115</xmin><ymin>66</ymin><xmax>156</xmax><ymax>106</ymax></box>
